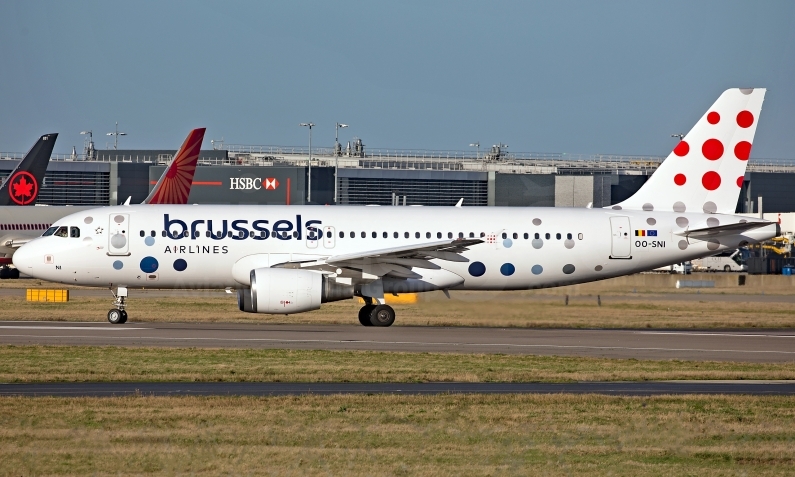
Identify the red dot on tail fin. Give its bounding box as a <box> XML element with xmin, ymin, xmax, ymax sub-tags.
<box><xmin>674</xmin><ymin>174</ymin><xmax>686</xmax><ymax>186</ymax></box>
<box><xmin>702</xmin><ymin>171</ymin><xmax>721</xmax><ymax>191</ymax></box>
<box><xmin>673</xmin><ymin>141</ymin><xmax>689</xmax><ymax>157</ymax></box>
<box><xmin>702</xmin><ymin>139</ymin><xmax>724</xmax><ymax>160</ymax></box>
<box><xmin>707</xmin><ymin>112</ymin><xmax>720</xmax><ymax>124</ymax></box>
<box><xmin>734</xmin><ymin>141</ymin><xmax>751</xmax><ymax>160</ymax></box>
<box><xmin>736</xmin><ymin>176</ymin><xmax>744</xmax><ymax>187</ymax></box>
<box><xmin>737</xmin><ymin>110</ymin><xmax>754</xmax><ymax>128</ymax></box>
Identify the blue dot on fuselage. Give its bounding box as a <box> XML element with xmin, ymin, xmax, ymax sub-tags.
<box><xmin>503</xmin><ymin>238</ymin><xmax>513</xmax><ymax>248</ymax></box>
<box><xmin>468</xmin><ymin>261</ymin><xmax>486</xmax><ymax>277</ymax></box>
<box><xmin>173</xmin><ymin>258</ymin><xmax>187</xmax><ymax>272</ymax></box>
<box><xmin>112</xmin><ymin>260</ymin><xmax>123</xmax><ymax>270</ymax></box>
<box><xmin>500</xmin><ymin>263</ymin><xmax>515</xmax><ymax>276</ymax></box>
<box><xmin>531</xmin><ymin>265</ymin><xmax>543</xmax><ymax>275</ymax></box>
<box><xmin>144</xmin><ymin>236</ymin><xmax>155</xmax><ymax>246</ymax></box>
<box><xmin>140</xmin><ymin>256</ymin><xmax>159</xmax><ymax>273</ymax></box>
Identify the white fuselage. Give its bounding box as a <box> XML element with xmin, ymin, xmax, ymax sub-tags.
<box><xmin>0</xmin><ymin>206</ymin><xmax>95</xmax><ymax>258</ymax></box>
<box><xmin>12</xmin><ymin>204</ymin><xmax>777</xmax><ymax>291</ymax></box>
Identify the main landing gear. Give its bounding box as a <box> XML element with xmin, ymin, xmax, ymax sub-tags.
<box><xmin>107</xmin><ymin>286</ymin><xmax>128</xmax><ymax>324</ymax></box>
<box><xmin>357</xmin><ymin>299</ymin><xmax>396</xmax><ymax>327</ymax></box>
<box><xmin>0</xmin><ymin>266</ymin><xmax>20</xmax><ymax>279</ymax></box>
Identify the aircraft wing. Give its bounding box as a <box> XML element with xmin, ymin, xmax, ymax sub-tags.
<box><xmin>276</xmin><ymin>238</ymin><xmax>483</xmax><ymax>279</ymax></box>
<box><xmin>677</xmin><ymin>221</ymin><xmax>772</xmax><ymax>240</ymax></box>
<box><xmin>143</xmin><ymin>128</ymin><xmax>205</xmax><ymax>204</ymax></box>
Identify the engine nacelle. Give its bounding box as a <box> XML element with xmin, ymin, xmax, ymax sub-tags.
<box><xmin>237</xmin><ymin>268</ymin><xmax>353</xmax><ymax>314</ymax></box>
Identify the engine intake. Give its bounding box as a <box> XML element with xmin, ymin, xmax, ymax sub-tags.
<box><xmin>237</xmin><ymin>268</ymin><xmax>353</xmax><ymax>314</ymax></box>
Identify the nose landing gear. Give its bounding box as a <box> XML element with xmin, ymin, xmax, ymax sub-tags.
<box><xmin>108</xmin><ymin>286</ymin><xmax>128</xmax><ymax>324</ymax></box>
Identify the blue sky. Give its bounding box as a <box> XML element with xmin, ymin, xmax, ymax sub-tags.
<box><xmin>1</xmin><ymin>1</ymin><xmax>793</xmax><ymax>158</ymax></box>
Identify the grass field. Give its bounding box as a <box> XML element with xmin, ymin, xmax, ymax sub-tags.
<box><xmin>0</xmin><ymin>394</ymin><xmax>792</xmax><ymax>476</ymax></box>
<box><xmin>2</xmin><ymin>346</ymin><xmax>794</xmax><ymax>383</ymax></box>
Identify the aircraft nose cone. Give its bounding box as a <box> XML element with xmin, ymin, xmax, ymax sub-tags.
<box><xmin>12</xmin><ymin>243</ymin><xmax>37</xmax><ymax>273</ymax></box>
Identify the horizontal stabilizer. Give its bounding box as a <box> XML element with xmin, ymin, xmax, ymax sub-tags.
<box><xmin>677</xmin><ymin>221</ymin><xmax>771</xmax><ymax>240</ymax></box>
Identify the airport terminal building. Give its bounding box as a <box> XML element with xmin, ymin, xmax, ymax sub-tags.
<box><xmin>2</xmin><ymin>143</ymin><xmax>795</xmax><ymax>213</ymax></box>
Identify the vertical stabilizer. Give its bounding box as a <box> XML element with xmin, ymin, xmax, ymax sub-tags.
<box><xmin>611</xmin><ymin>88</ymin><xmax>765</xmax><ymax>214</ymax></box>
<box><xmin>143</xmin><ymin>128</ymin><xmax>205</xmax><ymax>204</ymax></box>
<box><xmin>0</xmin><ymin>133</ymin><xmax>57</xmax><ymax>206</ymax></box>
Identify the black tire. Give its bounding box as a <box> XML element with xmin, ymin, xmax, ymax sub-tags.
<box><xmin>0</xmin><ymin>268</ymin><xmax>9</xmax><ymax>280</ymax></box>
<box><xmin>358</xmin><ymin>305</ymin><xmax>375</xmax><ymax>326</ymax></box>
<box><xmin>119</xmin><ymin>310</ymin><xmax>128</xmax><ymax>324</ymax></box>
<box><xmin>369</xmin><ymin>305</ymin><xmax>396</xmax><ymax>327</ymax></box>
<box><xmin>724</xmin><ymin>265</ymin><xmax>731</xmax><ymax>272</ymax></box>
<box><xmin>9</xmin><ymin>268</ymin><xmax>19</xmax><ymax>279</ymax></box>
<box><xmin>107</xmin><ymin>309</ymin><xmax>124</xmax><ymax>324</ymax></box>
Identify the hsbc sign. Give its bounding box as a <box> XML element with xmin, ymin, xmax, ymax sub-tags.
<box><xmin>229</xmin><ymin>177</ymin><xmax>280</xmax><ymax>190</ymax></box>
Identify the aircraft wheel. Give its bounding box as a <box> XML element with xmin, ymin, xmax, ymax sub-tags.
<box><xmin>107</xmin><ymin>309</ymin><xmax>124</xmax><ymax>324</ymax></box>
<box><xmin>119</xmin><ymin>310</ymin><xmax>128</xmax><ymax>324</ymax></box>
<box><xmin>369</xmin><ymin>305</ymin><xmax>395</xmax><ymax>327</ymax></box>
<box><xmin>9</xmin><ymin>268</ymin><xmax>19</xmax><ymax>279</ymax></box>
<box><xmin>358</xmin><ymin>305</ymin><xmax>375</xmax><ymax>326</ymax></box>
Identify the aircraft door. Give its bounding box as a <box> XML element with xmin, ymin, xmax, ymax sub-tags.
<box><xmin>322</xmin><ymin>226</ymin><xmax>335</xmax><ymax>249</ymax></box>
<box><xmin>108</xmin><ymin>213</ymin><xmax>130</xmax><ymax>256</ymax></box>
<box><xmin>610</xmin><ymin>216</ymin><xmax>631</xmax><ymax>258</ymax></box>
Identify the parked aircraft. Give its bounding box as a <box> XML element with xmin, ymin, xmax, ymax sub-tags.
<box><xmin>0</xmin><ymin>133</ymin><xmax>57</xmax><ymax>206</ymax></box>
<box><xmin>13</xmin><ymin>89</ymin><xmax>777</xmax><ymax>325</ymax></box>
<box><xmin>0</xmin><ymin>128</ymin><xmax>205</xmax><ymax>278</ymax></box>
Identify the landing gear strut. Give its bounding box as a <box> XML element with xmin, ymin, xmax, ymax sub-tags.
<box><xmin>108</xmin><ymin>286</ymin><xmax>128</xmax><ymax>324</ymax></box>
<box><xmin>357</xmin><ymin>297</ymin><xmax>395</xmax><ymax>327</ymax></box>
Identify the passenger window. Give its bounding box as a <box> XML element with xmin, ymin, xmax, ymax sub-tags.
<box><xmin>426</xmin><ymin>232</ymin><xmax>431</xmax><ymax>239</ymax></box>
<box><xmin>70</xmin><ymin>227</ymin><xmax>80</xmax><ymax>238</ymax></box>
<box><xmin>206</xmin><ymin>231</ymin><xmax>211</xmax><ymax>238</ymax></box>
<box><xmin>361</xmin><ymin>231</ymin><xmax>366</xmax><ymax>238</ymax></box>
<box><xmin>458</xmin><ymin>232</ymin><xmax>464</xmax><ymax>238</ymax></box>
<box><xmin>448</xmin><ymin>232</ymin><xmax>453</xmax><ymax>239</ymax></box>
<box><xmin>534</xmin><ymin>233</ymin><xmax>540</xmax><ymax>239</ymax></box>
<box><xmin>327</xmin><ymin>231</ymin><xmax>332</xmax><ymax>238</ymax></box>
<box><xmin>394</xmin><ymin>232</ymin><xmax>399</xmax><ymax>238</ymax></box>
<box><xmin>545</xmin><ymin>233</ymin><xmax>550</xmax><ymax>240</ymax></box>
<box><xmin>54</xmin><ymin>226</ymin><xmax>68</xmax><ymax>238</ymax></box>
<box><xmin>151</xmin><ymin>231</ymin><xmax>156</xmax><ymax>237</ymax></box>
<box><xmin>383</xmin><ymin>231</ymin><xmax>388</xmax><ymax>238</ymax></box>
<box><xmin>513</xmin><ymin>233</ymin><xmax>518</xmax><ymax>239</ymax></box>
<box><xmin>339</xmin><ymin>231</ymin><xmax>344</xmax><ymax>238</ymax></box>
<box><xmin>404</xmin><ymin>232</ymin><xmax>409</xmax><ymax>238</ymax></box>
<box><xmin>556</xmin><ymin>233</ymin><xmax>561</xmax><ymax>240</ymax></box>
<box><xmin>469</xmin><ymin>232</ymin><xmax>475</xmax><ymax>238</ymax></box>
<box><xmin>184</xmin><ymin>231</ymin><xmax>189</xmax><ymax>238</ymax></box>
<box><xmin>567</xmin><ymin>233</ymin><xmax>572</xmax><ymax>240</ymax></box>
<box><xmin>524</xmin><ymin>233</ymin><xmax>529</xmax><ymax>239</ymax></box>
<box><xmin>372</xmin><ymin>231</ymin><xmax>377</xmax><ymax>238</ymax></box>
<box><xmin>228</xmin><ymin>231</ymin><xmax>233</xmax><ymax>238</ymax></box>
<box><xmin>139</xmin><ymin>230</ymin><xmax>145</xmax><ymax>237</ymax></box>
<box><xmin>578</xmin><ymin>233</ymin><xmax>583</xmax><ymax>240</ymax></box>
<box><xmin>43</xmin><ymin>226</ymin><xmax>57</xmax><ymax>237</ymax></box>
<box><xmin>480</xmin><ymin>232</ymin><xmax>486</xmax><ymax>238</ymax></box>
<box><xmin>293</xmin><ymin>231</ymin><xmax>299</xmax><ymax>238</ymax></box>
<box><xmin>502</xmin><ymin>233</ymin><xmax>507</xmax><ymax>239</ymax></box>
<box><xmin>350</xmin><ymin>231</ymin><xmax>355</xmax><ymax>238</ymax></box>
<box><xmin>415</xmin><ymin>232</ymin><xmax>420</xmax><ymax>239</ymax></box>
<box><xmin>437</xmin><ymin>232</ymin><xmax>442</xmax><ymax>239</ymax></box>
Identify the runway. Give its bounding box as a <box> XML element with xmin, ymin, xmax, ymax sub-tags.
<box><xmin>1</xmin><ymin>321</ymin><xmax>794</xmax><ymax>362</ymax></box>
<box><xmin>2</xmin><ymin>381</ymin><xmax>794</xmax><ymax>397</ymax></box>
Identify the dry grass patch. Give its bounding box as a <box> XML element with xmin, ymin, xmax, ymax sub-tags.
<box><xmin>2</xmin><ymin>345</ymin><xmax>794</xmax><ymax>383</ymax></box>
<box><xmin>0</xmin><ymin>394</ymin><xmax>793</xmax><ymax>476</ymax></box>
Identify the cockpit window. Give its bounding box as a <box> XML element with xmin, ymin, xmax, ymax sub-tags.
<box><xmin>42</xmin><ymin>226</ymin><xmax>58</xmax><ymax>237</ymax></box>
<box><xmin>54</xmin><ymin>226</ymin><xmax>69</xmax><ymax>238</ymax></box>
<box><xmin>69</xmin><ymin>227</ymin><xmax>80</xmax><ymax>238</ymax></box>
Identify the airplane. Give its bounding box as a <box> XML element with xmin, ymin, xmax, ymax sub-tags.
<box><xmin>0</xmin><ymin>128</ymin><xmax>205</xmax><ymax>279</ymax></box>
<box><xmin>13</xmin><ymin>88</ymin><xmax>777</xmax><ymax>326</ymax></box>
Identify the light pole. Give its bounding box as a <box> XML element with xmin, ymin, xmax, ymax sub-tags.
<box><xmin>335</xmin><ymin>123</ymin><xmax>348</xmax><ymax>203</ymax></box>
<box><xmin>671</xmin><ymin>133</ymin><xmax>685</xmax><ymax>141</ymax></box>
<box><xmin>106</xmin><ymin>122</ymin><xmax>127</xmax><ymax>150</ymax></box>
<box><xmin>80</xmin><ymin>130</ymin><xmax>95</xmax><ymax>159</ymax></box>
<box><xmin>300</xmin><ymin>122</ymin><xmax>315</xmax><ymax>203</ymax></box>
<box><xmin>469</xmin><ymin>142</ymin><xmax>480</xmax><ymax>160</ymax></box>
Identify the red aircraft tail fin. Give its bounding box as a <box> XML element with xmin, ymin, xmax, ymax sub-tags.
<box><xmin>143</xmin><ymin>128</ymin><xmax>205</xmax><ymax>204</ymax></box>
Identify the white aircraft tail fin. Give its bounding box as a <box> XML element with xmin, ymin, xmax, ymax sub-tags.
<box><xmin>611</xmin><ymin>88</ymin><xmax>765</xmax><ymax>214</ymax></box>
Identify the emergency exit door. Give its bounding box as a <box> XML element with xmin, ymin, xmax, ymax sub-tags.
<box><xmin>610</xmin><ymin>216</ymin><xmax>631</xmax><ymax>259</ymax></box>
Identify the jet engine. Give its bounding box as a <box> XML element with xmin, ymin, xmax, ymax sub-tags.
<box><xmin>237</xmin><ymin>268</ymin><xmax>353</xmax><ymax>314</ymax></box>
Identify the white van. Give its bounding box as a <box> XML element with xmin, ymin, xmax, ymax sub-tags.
<box><xmin>692</xmin><ymin>250</ymin><xmax>746</xmax><ymax>272</ymax></box>
<box><xmin>653</xmin><ymin>261</ymin><xmax>693</xmax><ymax>274</ymax></box>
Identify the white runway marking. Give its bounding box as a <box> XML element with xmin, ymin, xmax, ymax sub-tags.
<box><xmin>0</xmin><ymin>326</ymin><xmax>149</xmax><ymax>331</ymax></box>
<box><xmin>1</xmin><ymin>333</ymin><xmax>793</xmax><ymax>355</ymax></box>
<box><xmin>636</xmin><ymin>331</ymin><xmax>795</xmax><ymax>338</ymax></box>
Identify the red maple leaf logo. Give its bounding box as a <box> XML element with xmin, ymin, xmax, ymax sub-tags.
<box><xmin>8</xmin><ymin>171</ymin><xmax>38</xmax><ymax>205</ymax></box>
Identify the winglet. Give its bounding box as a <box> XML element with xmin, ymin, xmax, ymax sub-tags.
<box><xmin>143</xmin><ymin>128</ymin><xmax>206</xmax><ymax>204</ymax></box>
<box><xmin>455</xmin><ymin>198</ymin><xmax>463</xmax><ymax>207</ymax></box>
<box><xmin>123</xmin><ymin>196</ymin><xmax>132</xmax><ymax>205</ymax></box>
<box><xmin>0</xmin><ymin>133</ymin><xmax>57</xmax><ymax>206</ymax></box>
